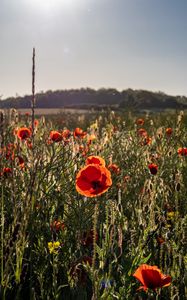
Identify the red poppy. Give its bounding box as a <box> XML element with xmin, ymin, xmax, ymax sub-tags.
<box><xmin>74</xmin><ymin>127</ymin><xmax>87</xmax><ymax>139</ymax></box>
<box><xmin>49</xmin><ymin>131</ymin><xmax>63</xmax><ymax>142</ymax></box>
<box><xmin>148</xmin><ymin>163</ymin><xmax>158</xmax><ymax>175</ymax></box>
<box><xmin>61</xmin><ymin>129</ymin><xmax>71</xmax><ymax>139</ymax></box>
<box><xmin>138</xmin><ymin>128</ymin><xmax>148</xmax><ymax>137</ymax></box>
<box><xmin>76</xmin><ymin>164</ymin><xmax>112</xmax><ymax>197</ymax></box>
<box><xmin>50</xmin><ymin>220</ymin><xmax>65</xmax><ymax>232</ymax></box>
<box><xmin>108</xmin><ymin>163</ymin><xmax>120</xmax><ymax>174</ymax></box>
<box><xmin>17</xmin><ymin>127</ymin><xmax>31</xmax><ymax>140</ymax></box>
<box><xmin>17</xmin><ymin>156</ymin><xmax>25</xmax><ymax>169</ymax></box>
<box><xmin>133</xmin><ymin>264</ymin><xmax>171</xmax><ymax>291</ymax></box>
<box><xmin>166</xmin><ymin>128</ymin><xmax>172</xmax><ymax>135</ymax></box>
<box><xmin>177</xmin><ymin>147</ymin><xmax>187</xmax><ymax>156</ymax></box>
<box><xmin>34</xmin><ymin>119</ymin><xmax>39</xmax><ymax>127</ymax></box>
<box><xmin>1</xmin><ymin>167</ymin><xmax>12</xmax><ymax>177</ymax></box>
<box><xmin>86</xmin><ymin>156</ymin><xmax>106</xmax><ymax>167</ymax></box>
<box><xmin>141</xmin><ymin>136</ymin><xmax>152</xmax><ymax>146</ymax></box>
<box><xmin>136</xmin><ymin>118</ymin><xmax>144</xmax><ymax>126</ymax></box>
<box><xmin>4</xmin><ymin>143</ymin><xmax>15</xmax><ymax>161</ymax></box>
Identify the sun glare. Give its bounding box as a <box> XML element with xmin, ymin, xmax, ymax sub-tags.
<box><xmin>28</xmin><ymin>0</ymin><xmax>80</xmax><ymax>12</ymax></box>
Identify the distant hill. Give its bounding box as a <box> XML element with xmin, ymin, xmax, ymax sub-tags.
<box><xmin>0</xmin><ymin>88</ymin><xmax>187</xmax><ymax>110</ymax></box>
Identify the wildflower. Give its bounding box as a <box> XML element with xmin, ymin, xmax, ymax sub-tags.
<box><xmin>49</xmin><ymin>131</ymin><xmax>63</xmax><ymax>142</ymax></box>
<box><xmin>142</xmin><ymin>136</ymin><xmax>152</xmax><ymax>146</ymax></box>
<box><xmin>166</xmin><ymin>211</ymin><xmax>178</xmax><ymax>221</ymax></box>
<box><xmin>167</xmin><ymin>211</ymin><xmax>175</xmax><ymax>219</ymax></box>
<box><xmin>136</xmin><ymin>118</ymin><xmax>144</xmax><ymax>126</ymax></box>
<box><xmin>50</xmin><ymin>220</ymin><xmax>65</xmax><ymax>232</ymax></box>
<box><xmin>156</xmin><ymin>235</ymin><xmax>165</xmax><ymax>245</ymax></box>
<box><xmin>74</xmin><ymin>127</ymin><xmax>87</xmax><ymax>139</ymax></box>
<box><xmin>166</xmin><ymin>128</ymin><xmax>172</xmax><ymax>135</ymax></box>
<box><xmin>133</xmin><ymin>264</ymin><xmax>171</xmax><ymax>291</ymax></box>
<box><xmin>61</xmin><ymin>129</ymin><xmax>71</xmax><ymax>139</ymax></box>
<box><xmin>87</xmin><ymin>134</ymin><xmax>96</xmax><ymax>145</ymax></box>
<box><xmin>76</xmin><ymin>164</ymin><xmax>112</xmax><ymax>197</ymax></box>
<box><xmin>17</xmin><ymin>156</ymin><xmax>25</xmax><ymax>169</ymax></box>
<box><xmin>148</xmin><ymin>163</ymin><xmax>158</xmax><ymax>175</ymax></box>
<box><xmin>86</xmin><ymin>156</ymin><xmax>106</xmax><ymax>167</ymax></box>
<box><xmin>177</xmin><ymin>147</ymin><xmax>187</xmax><ymax>156</ymax></box>
<box><xmin>1</xmin><ymin>167</ymin><xmax>12</xmax><ymax>177</ymax></box>
<box><xmin>34</xmin><ymin>119</ymin><xmax>39</xmax><ymax>127</ymax></box>
<box><xmin>17</xmin><ymin>127</ymin><xmax>31</xmax><ymax>140</ymax></box>
<box><xmin>48</xmin><ymin>241</ymin><xmax>60</xmax><ymax>254</ymax></box>
<box><xmin>138</xmin><ymin>128</ymin><xmax>147</xmax><ymax>137</ymax></box>
<box><xmin>108</xmin><ymin>163</ymin><xmax>120</xmax><ymax>174</ymax></box>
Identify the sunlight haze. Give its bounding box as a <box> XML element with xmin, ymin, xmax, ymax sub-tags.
<box><xmin>0</xmin><ymin>0</ymin><xmax>187</xmax><ymax>98</ymax></box>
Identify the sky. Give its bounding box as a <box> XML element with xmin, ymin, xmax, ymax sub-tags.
<box><xmin>0</xmin><ymin>0</ymin><xmax>187</xmax><ymax>99</ymax></box>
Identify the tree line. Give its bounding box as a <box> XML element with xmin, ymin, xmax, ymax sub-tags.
<box><xmin>0</xmin><ymin>88</ymin><xmax>187</xmax><ymax>110</ymax></box>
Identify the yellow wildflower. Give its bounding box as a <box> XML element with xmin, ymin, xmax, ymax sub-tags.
<box><xmin>167</xmin><ymin>211</ymin><xmax>178</xmax><ymax>220</ymax></box>
<box><xmin>48</xmin><ymin>241</ymin><xmax>60</xmax><ymax>254</ymax></box>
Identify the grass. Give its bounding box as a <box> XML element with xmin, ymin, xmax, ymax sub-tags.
<box><xmin>0</xmin><ymin>109</ymin><xmax>186</xmax><ymax>299</ymax></box>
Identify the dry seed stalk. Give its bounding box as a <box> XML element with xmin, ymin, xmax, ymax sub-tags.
<box><xmin>31</xmin><ymin>48</ymin><xmax>36</xmax><ymax>143</ymax></box>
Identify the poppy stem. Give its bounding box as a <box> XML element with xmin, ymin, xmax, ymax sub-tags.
<box><xmin>92</xmin><ymin>201</ymin><xmax>98</xmax><ymax>269</ymax></box>
<box><xmin>92</xmin><ymin>201</ymin><xmax>99</xmax><ymax>299</ymax></box>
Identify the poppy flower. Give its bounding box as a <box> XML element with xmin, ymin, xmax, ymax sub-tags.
<box><xmin>17</xmin><ymin>156</ymin><xmax>25</xmax><ymax>169</ymax></box>
<box><xmin>86</xmin><ymin>156</ymin><xmax>106</xmax><ymax>167</ymax></box>
<box><xmin>166</xmin><ymin>128</ymin><xmax>172</xmax><ymax>135</ymax></box>
<box><xmin>177</xmin><ymin>147</ymin><xmax>187</xmax><ymax>156</ymax></box>
<box><xmin>133</xmin><ymin>264</ymin><xmax>171</xmax><ymax>291</ymax></box>
<box><xmin>49</xmin><ymin>131</ymin><xmax>63</xmax><ymax>142</ymax></box>
<box><xmin>74</xmin><ymin>127</ymin><xmax>87</xmax><ymax>139</ymax></box>
<box><xmin>17</xmin><ymin>127</ymin><xmax>31</xmax><ymax>140</ymax></box>
<box><xmin>34</xmin><ymin>119</ymin><xmax>39</xmax><ymax>127</ymax></box>
<box><xmin>0</xmin><ymin>167</ymin><xmax>12</xmax><ymax>177</ymax></box>
<box><xmin>138</xmin><ymin>128</ymin><xmax>148</xmax><ymax>137</ymax></box>
<box><xmin>136</xmin><ymin>118</ymin><xmax>144</xmax><ymax>126</ymax></box>
<box><xmin>148</xmin><ymin>163</ymin><xmax>158</xmax><ymax>175</ymax></box>
<box><xmin>61</xmin><ymin>129</ymin><xmax>71</xmax><ymax>139</ymax></box>
<box><xmin>50</xmin><ymin>220</ymin><xmax>65</xmax><ymax>232</ymax></box>
<box><xmin>76</xmin><ymin>164</ymin><xmax>112</xmax><ymax>197</ymax></box>
<box><xmin>108</xmin><ymin>163</ymin><xmax>120</xmax><ymax>174</ymax></box>
<box><xmin>141</xmin><ymin>136</ymin><xmax>152</xmax><ymax>146</ymax></box>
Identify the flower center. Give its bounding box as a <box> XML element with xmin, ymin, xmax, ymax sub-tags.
<box><xmin>91</xmin><ymin>181</ymin><xmax>102</xmax><ymax>190</ymax></box>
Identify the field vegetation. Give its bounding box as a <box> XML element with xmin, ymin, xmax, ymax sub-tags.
<box><xmin>0</xmin><ymin>108</ymin><xmax>186</xmax><ymax>299</ymax></box>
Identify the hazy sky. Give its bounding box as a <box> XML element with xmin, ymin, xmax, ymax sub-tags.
<box><xmin>1</xmin><ymin>0</ymin><xmax>187</xmax><ymax>99</ymax></box>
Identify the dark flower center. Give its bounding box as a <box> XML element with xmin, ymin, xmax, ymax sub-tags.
<box><xmin>91</xmin><ymin>181</ymin><xmax>102</xmax><ymax>190</ymax></box>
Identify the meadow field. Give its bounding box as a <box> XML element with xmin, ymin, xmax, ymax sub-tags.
<box><xmin>0</xmin><ymin>109</ymin><xmax>186</xmax><ymax>300</ymax></box>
